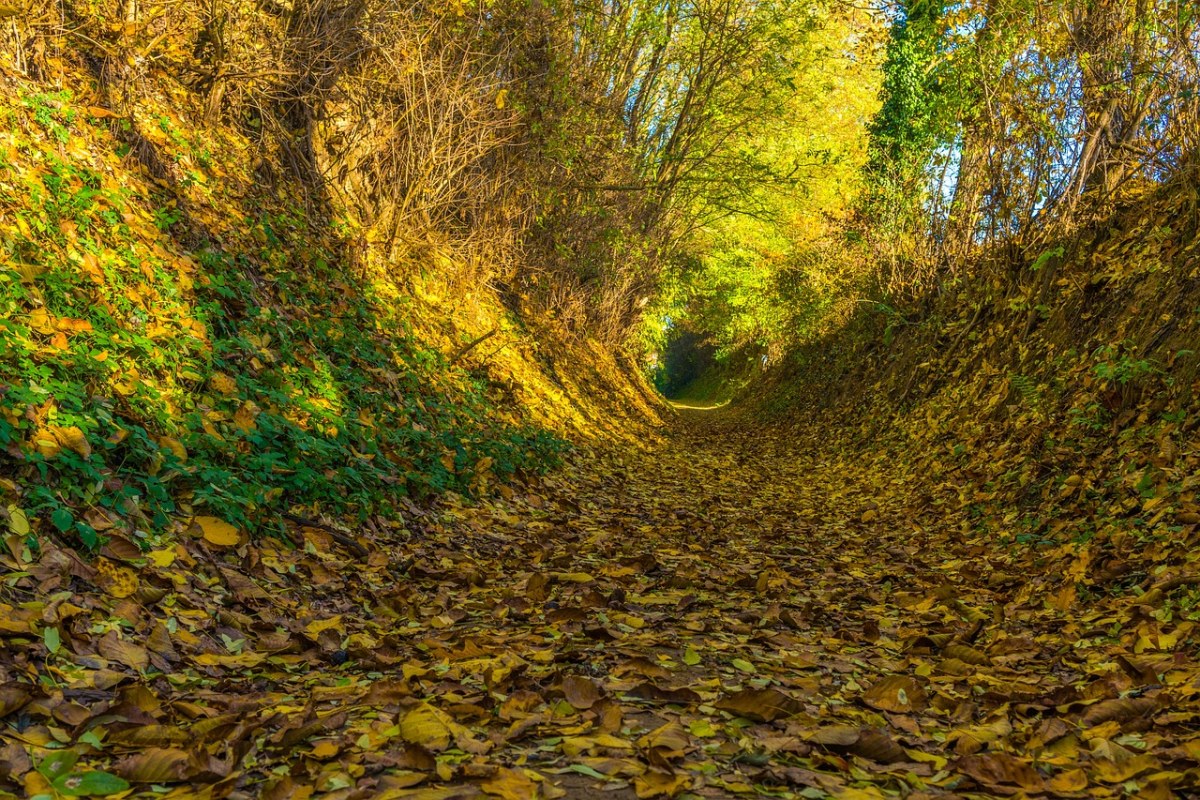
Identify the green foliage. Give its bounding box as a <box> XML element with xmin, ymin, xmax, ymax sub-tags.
<box><xmin>648</xmin><ymin>6</ymin><xmax>883</xmax><ymax>359</ymax></box>
<box><xmin>1091</xmin><ymin>345</ymin><xmax>1160</xmax><ymax>387</ymax></box>
<box><xmin>1029</xmin><ymin>247</ymin><xmax>1065</xmax><ymax>272</ymax></box>
<box><xmin>0</xmin><ymin>90</ymin><xmax>564</xmax><ymax>548</ymax></box>
<box><xmin>866</xmin><ymin>0</ymin><xmax>946</xmax><ymax>185</ymax></box>
<box><xmin>1009</xmin><ymin>373</ymin><xmax>1043</xmax><ymax>416</ymax></box>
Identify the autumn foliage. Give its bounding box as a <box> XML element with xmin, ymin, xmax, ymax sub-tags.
<box><xmin>3</xmin><ymin>0</ymin><xmax>1200</xmax><ymax>799</ymax></box>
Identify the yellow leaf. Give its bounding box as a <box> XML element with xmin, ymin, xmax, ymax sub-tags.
<box><xmin>399</xmin><ymin>703</ymin><xmax>455</xmax><ymax>751</ymax></box>
<box><xmin>1091</xmin><ymin>753</ymin><xmax>1159</xmax><ymax>783</ymax></box>
<box><xmin>481</xmin><ymin>767</ymin><xmax>539</xmax><ymax>800</ymax></box>
<box><xmin>6</xmin><ymin>505</ymin><xmax>31</xmax><ymax>536</ymax></box>
<box><xmin>209</xmin><ymin>373</ymin><xmax>237</xmax><ymax>396</ymax></box>
<box><xmin>56</xmin><ymin>317</ymin><xmax>92</xmax><ymax>333</ymax></box>
<box><xmin>309</xmin><ymin>740</ymin><xmax>340</xmax><ymax>759</ymax></box>
<box><xmin>158</xmin><ymin>436</ymin><xmax>187</xmax><ymax>463</ymax></box>
<box><xmin>194</xmin><ymin>516</ymin><xmax>240</xmax><ymax>547</ymax></box>
<box><xmin>496</xmin><ymin>89</ymin><xmax>509</xmax><ymax>110</ymax></box>
<box><xmin>862</xmin><ymin>675</ymin><xmax>927</xmax><ymax>712</ymax></box>
<box><xmin>95</xmin><ymin>557</ymin><xmax>139</xmax><ymax>598</ymax></box>
<box><xmin>637</xmin><ymin>722</ymin><xmax>689</xmax><ymax>752</ymax></box>
<box><xmin>193</xmin><ymin>652</ymin><xmax>266</xmax><ymax>668</ymax></box>
<box><xmin>147</xmin><ymin>549</ymin><xmax>176</xmax><ymax>568</ymax></box>
<box><xmin>233</xmin><ymin>401</ymin><xmax>259</xmax><ymax>432</ymax></box>
<box><xmin>51</xmin><ymin>425</ymin><xmax>92</xmax><ymax>458</ymax></box>
<box><xmin>304</xmin><ymin>616</ymin><xmax>344</xmax><ymax>638</ymax></box>
<box><xmin>554</xmin><ymin>572</ymin><xmax>595</xmax><ymax>584</ymax></box>
<box><xmin>29</xmin><ymin>309</ymin><xmax>56</xmax><ymax>335</ymax></box>
<box><xmin>34</xmin><ymin>431</ymin><xmax>61</xmax><ymax>459</ymax></box>
<box><xmin>634</xmin><ymin>769</ymin><xmax>690</xmax><ymax>798</ymax></box>
<box><xmin>904</xmin><ymin>748</ymin><xmax>947</xmax><ymax>769</ymax></box>
<box><xmin>1047</xmin><ymin>768</ymin><xmax>1088</xmax><ymax>793</ymax></box>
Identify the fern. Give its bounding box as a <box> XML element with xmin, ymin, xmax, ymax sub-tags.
<box><xmin>1010</xmin><ymin>373</ymin><xmax>1043</xmax><ymax>415</ymax></box>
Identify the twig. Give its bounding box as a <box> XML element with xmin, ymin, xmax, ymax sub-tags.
<box><xmin>449</xmin><ymin>328</ymin><xmax>498</xmax><ymax>365</ymax></box>
<box><xmin>282</xmin><ymin>513</ymin><xmax>369</xmax><ymax>558</ymax></box>
<box><xmin>1150</xmin><ymin>573</ymin><xmax>1200</xmax><ymax>593</ymax></box>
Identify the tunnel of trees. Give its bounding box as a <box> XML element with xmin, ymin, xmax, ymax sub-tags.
<box><xmin>2</xmin><ymin>0</ymin><xmax>1200</xmax><ymax>797</ymax></box>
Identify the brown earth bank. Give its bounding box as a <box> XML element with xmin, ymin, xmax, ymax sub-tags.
<box><xmin>3</xmin><ymin>405</ymin><xmax>1199</xmax><ymax>799</ymax></box>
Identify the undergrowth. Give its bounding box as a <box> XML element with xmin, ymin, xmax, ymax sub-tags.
<box><xmin>746</xmin><ymin>181</ymin><xmax>1200</xmax><ymax>578</ymax></box>
<box><xmin>0</xmin><ymin>87</ymin><xmax>565</xmax><ymax>552</ymax></box>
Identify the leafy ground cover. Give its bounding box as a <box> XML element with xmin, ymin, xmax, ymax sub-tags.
<box><xmin>0</xmin><ymin>79</ymin><xmax>567</xmax><ymax>551</ymax></box>
<box><xmin>2</xmin><ymin>407</ymin><xmax>1198</xmax><ymax>798</ymax></box>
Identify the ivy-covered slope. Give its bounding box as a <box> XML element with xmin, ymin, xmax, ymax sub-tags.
<box><xmin>0</xmin><ymin>67</ymin><xmax>661</xmax><ymax>551</ymax></box>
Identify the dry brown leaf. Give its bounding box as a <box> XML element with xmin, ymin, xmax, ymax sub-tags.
<box><xmin>1080</xmin><ymin>696</ymin><xmax>1158</xmax><ymax>727</ymax></box>
<box><xmin>956</xmin><ymin>752</ymin><xmax>1045</xmax><ymax>792</ymax></box>
<box><xmin>861</xmin><ymin>675</ymin><xmax>927</xmax><ymax>713</ymax></box>
<box><xmin>633</xmin><ymin>768</ymin><xmax>690</xmax><ymax>799</ymax></box>
<box><xmin>480</xmin><ymin>767</ymin><xmax>542</xmax><ymax>800</ymax></box>
<box><xmin>942</xmin><ymin>643</ymin><xmax>991</xmax><ymax>665</ymax></box>
<box><xmin>848</xmin><ymin>729</ymin><xmax>907</xmax><ymax>764</ymax></box>
<box><xmin>806</xmin><ymin>725</ymin><xmax>862</xmax><ymax>747</ymax></box>
<box><xmin>114</xmin><ymin>748</ymin><xmax>194</xmax><ymax>783</ymax></box>
<box><xmin>715</xmin><ymin>687</ymin><xmax>802</xmax><ymax>722</ymax></box>
<box><xmin>97</xmin><ymin>631</ymin><xmax>150</xmax><ymax>670</ymax></box>
<box><xmin>637</xmin><ymin>722</ymin><xmax>689</xmax><ymax>755</ymax></box>
<box><xmin>561</xmin><ymin>675</ymin><xmax>602</xmax><ymax>709</ymax></box>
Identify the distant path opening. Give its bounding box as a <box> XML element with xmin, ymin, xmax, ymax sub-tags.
<box><xmin>668</xmin><ymin>399</ymin><xmax>730</xmax><ymax>411</ymax></box>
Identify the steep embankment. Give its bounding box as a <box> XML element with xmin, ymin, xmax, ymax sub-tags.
<box><xmin>750</xmin><ymin>176</ymin><xmax>1200</xmax><ymax>684</ymax></box>
<box><xmin>762</xmin><ymin>178</ymin><xmax>1200</xmax><ymax>577</ymax></box>
<box><xmin>0</xmin><ymin>63</ymin><xmax>666</xmax><ymax>550</ymax></box>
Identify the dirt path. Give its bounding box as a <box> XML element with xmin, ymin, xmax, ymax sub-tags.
<box><xmin>2</xmin><ymin>409</ymin><xmax>1197</xmax><ymax>798</ymax></box>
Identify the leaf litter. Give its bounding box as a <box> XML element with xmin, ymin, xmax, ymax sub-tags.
<box><xmin>3</xmin><ymin>408</ymin><xmax>1200</xmax><ymax>799</ymax></box>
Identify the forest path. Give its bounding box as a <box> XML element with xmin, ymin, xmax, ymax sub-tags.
<box><xmin>4</xmin><ymin>409</ymin><xmax>1195</xmax><ymax>799</ymax></box>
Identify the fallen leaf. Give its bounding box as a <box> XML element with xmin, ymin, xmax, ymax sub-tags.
<box><xmin>114</xmin><ymin>748</ymin><xmax>193</xmax><ymax>783</ymax></box>
<box><xmin>51</xmin><ymin>425</ymin><xmax>92</xmax><ymax>458</ymax></box>
<box><xmin>481</xmin><ymin>767</ymin><xmax>541</xmax><ymax>800</ymax></box>
<box><xmin>400</xmin><ymin>703</ymin><xmax>456</xmax><ymax>752</ymax></box>
<box><xmin>730</xmin><ymin>658</ymin><xmax>756</xmax><ymax>673</ymax></box>
<box><xmin>194</xmin><ymin>516</ymin><xmax>240</xmax><ymax>547</ymax></box>
<box><xmin>637</xmin><ymin>722</ymin><xmax>689</xmax><ymax>755</ymax></box>
<box><xmin>52</xmin><ymin>770</ymin><xmax>130</xmax><ymax>797</ymax></box>
<box><xmin>862</xmin><ymin>675</ymin><xmax>927</xmax><ymax>713</ymax></box>
<box><xmin>956</xmin><ymin>752</ymin><xmax>1045</xmax><ymax>792</ymax></box>
<box><xmin>562</xmin><ymin>675</ymin><xmax>602</xmax><ymax>709</ymax></box>
<box><xmin>98</xmin><ymin>631</ymin><xmax>150</xmax><ymax>670</ymax></box>
<box><xmin>633</xmin><ymin>768</ymin><xmax>690</xmax><ymax>798</ymax></box>
<box><xmin>715</xmin><ymin>687</ymin><xmax>802</xmax><ymax>722</ymax></box>
<box><xmin>94</xmin><ymin>557</ymin><xmax>138</xmax><ymax>598</ymax></box>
